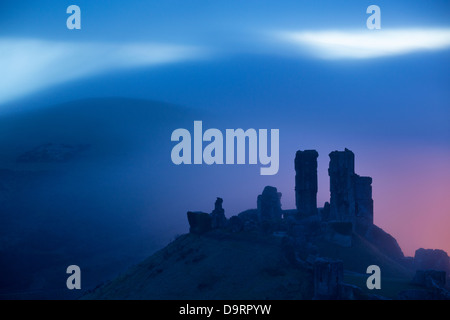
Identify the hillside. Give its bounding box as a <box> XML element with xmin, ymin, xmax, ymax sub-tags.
<box><xmin>82</xmin><ymin>229</ymin><xmax>415</xmax><ymax>300</ymax></box>
<box><xmin>82</xmin><ymin>231</ymin><xmax>313</xmax><ymax>300</ymax></box>
<box><xmin>0</xmin><ymin>97</ymin><xmax>200</xmax><ymax>299</ymax></box>
<box><xmin>315</xmin><ymin>234</ymin><xmax>412</xmax><ymax>278</ymax></box>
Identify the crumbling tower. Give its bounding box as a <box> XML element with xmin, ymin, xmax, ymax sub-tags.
<box><xmin>328</xmin><ymin>148</ymin><xmax>356</xmax><ymax>223</ymax></box>
<box><xmin>328</xmin><ymin>148</ymin><xmax>374</xmax><ymax>234</ymax></box>
<box><xmin>257</xmin><ymin>186</ymin><xmax>282</xmax><ymax>222</ymax></box>
<box><xmin>211</xmin><ymin>197</ymin><xmax>227</xmax><ymax>229</ymax></box>
<box><xmin>295</xmin><ymin>150</ymin><xmax>319</xmax><ymax>217</ymax></box>
<box><xmin>313</xmin><ymin>258</ymin><xmax>344</xmax><ymax>299</ymax></box>
<box><xmin>354</xmin><ymin>175</ymin><xmax>373</xmax><ymax>235</ymax></box>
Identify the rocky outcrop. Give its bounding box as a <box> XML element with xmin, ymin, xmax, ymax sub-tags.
<box><xmin>412</xmin><ymin>270</ymin><xmax>446</xmax><ymax>288</ymax></box>
<box><xmin>257</xmin><ymin>186</ymin><xmax>282</xmax><ymax>222</ymax></box>
<box><xmin>187</xmin><ymin>212</ymin><xmax>211</xmax><ymax>234</ymax></box>
<box><xmin>414</xmin><ymin>248</ymin><xmax>450</xmax><ymax>274</ymax></box>
<box><xmin>210</xmin><ymin>197</ymin><xmax>227</xmax><ymax>229</ymax></box>
<box><xmin>365</xmin><ymin>225</ymin><xmax>404</xmax><ymax>260</ymax></box>
<box><xmin>399</xmin><ymin>270</ymin><xmax>450</xmax><ymax>300</ymax></box>
<box><xmin>295</xmin><ymin>150</ymin><xmax>318</xmax><ymax>217</ymax></box>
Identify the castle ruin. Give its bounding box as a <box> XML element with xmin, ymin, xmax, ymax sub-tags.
<box><xmin>188</xmin><ymin>148</ymin><xmax>375</xmax><ymax>239</ymax></box>
<box><xmin>184</xmin><ymin>148</ymin><xmax>450</xmax><ymax>299</ymax></box>
<box><xmin>295</xmin><ymin>148</ymin><xmax>374</xmax><ymax>235</ymax></box>
<box><xmin>295</xmin><ymin>150</ymin><xmax>319</xmax><ymax>217</ymax></box>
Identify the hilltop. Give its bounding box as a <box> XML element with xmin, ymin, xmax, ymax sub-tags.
<box><xmin>82</xmin><ymin>148</ymin><xmax>450</xmax><ymax>300</ymax></box>
<box><xmin>82</xmin><ymin>224</ymin><xmax>419</xmax><ymax>300</ymax></box>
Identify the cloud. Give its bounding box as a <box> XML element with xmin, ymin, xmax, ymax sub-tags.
<box><xmin>0</xmin><ymin>38</ymin><xmax>207</xmax><ymax>105</ymax></box>
<box><xmin>275</xmin><ymin>28</ymin><xmax>450</xmax><ymax>59</ymax></box>
<box><xmin>2</xmin><ymin>29</ymin><xmax>449</xmax><ymax>105</ymax></box>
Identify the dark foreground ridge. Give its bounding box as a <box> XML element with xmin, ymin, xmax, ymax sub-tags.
<box><xmin>83</xmin><ymin>149</ymin><xmax>450</xmax><ymax>300</ymax></box>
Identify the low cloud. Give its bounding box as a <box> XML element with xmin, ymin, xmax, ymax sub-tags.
<box><xmin>0</xmin><ymin>38</ymin><xmax>207</xmax><ymax>105</ymax></box>
<box><xmin>275</xmin><ymin>28</ymin><xmax>450</xmax><ymax>59</ymax></box>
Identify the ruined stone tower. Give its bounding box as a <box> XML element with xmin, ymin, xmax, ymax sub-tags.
<box><xmin>328</xmin><ymin>148</ymin><xmax>356</xmax><ymax>223</ymax></box>
<box><xmin>328</xmin><ymin>148</ymin><xmax>374</xmax><ymax>233</ymax></box>
<box><xmin>257</xmin><ymin>186</ymin><xmax>282</xmax><ymax>222</ymax></box>
<box><xmin>354</xmin><ymin>175</ymin><xmax>373</xmax><ymax>235</ymax></box>
<box><xmin>211</xmin><ymin>197</ymin><xmax>227</xmax><ymax>229</ymax></box>
<box><xmin>295</xmin><ymin>150</ymin><xmax>319</xmax><ymax>217</ymax></box>
<box><xmin>313</xmin><ymin>258</ymin><xmax>344</xmax><ymax>299</ymax></box>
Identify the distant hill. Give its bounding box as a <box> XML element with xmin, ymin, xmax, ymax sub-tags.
<box><xmin>0</xmin><ymin>97</ymin><xmax>200</xmax><ymax>299</ymax></box>
<box><xmin>0</xmin><ymin>97</ymin><xmax>199</xmax><ymax>169</ymax></box>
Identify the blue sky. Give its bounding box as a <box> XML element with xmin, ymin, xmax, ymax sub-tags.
<box><xmin>1</xmin><ymin>0</ymin><xmax>450</xmax><ymax>106</ymax></box>
<box><xmin>1</xmin><ymin>0</ymin><xmax>450</xmax><ymax>255</ymax></box>
<box><xmin>2</xmin><ymin>1</ymin><xmax>449</xmax><ymax>40</ymax></box>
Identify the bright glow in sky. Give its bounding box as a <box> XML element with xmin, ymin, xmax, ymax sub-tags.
<box><xmin>277</xmin><ymin>28</ymin><xmax>450</xmax><ymax>59</ymax></box>
<box><xmin>3</xmin><ymin>28</ymin><xmax>450</xmax><ymax>106</ymax></box>
<box><xmin>0</xmin><ymin>38</ymin><xmax>206</xmax><ymax>105</ymax></box>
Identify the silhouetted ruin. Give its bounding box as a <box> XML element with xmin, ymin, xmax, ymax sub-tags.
<box><xmin>295</xmin><ymin>150</ymin><xmax>319</xmax><ymax>217</ymax></box>
<box><xmin>293</xmin><ymin>148</ymin><xmax>375</xmax><ymax>237</ymax></box>
<box><xmin>414</xmin><ymin>249</ymin><xmax>450</xmax><ymax>274</ymax></box>
<box><xmin>328</xmin><ymin>149</ymin><xmax>356</xmax><ymax>222</ymax></box>
<box><xmin>185</xmin><ymin>148</ymin><xmax>449</xmax><ymax>299</ymax></box>
<box><xmin>257</xmin><ymin>186</ymin><xmax>282</xmax><ymax>222</ymax></box>
<box><xmin>401</xmin><ymin>269</ymin><xmax>450</xmax><ymax>299</ymax></box>
<box><xmin>313</xmin><ymin>258</ymin><xmax>343</xmax><ymax>299</ymax></box>
<box><xmin>327</xmin><ymin>148</ymin><xmax>374</xmax><ymax>235</ymax></box>
<box><xmin>187</xmin><ymin>211</ymin><xmax>211</xmax><ymax>234</ymax></box>
<box><xmin>211</xmin><ymin>197</ymin><xmax>227</xmax><ymax>229</ymax></box>
<box><xmin>186</xmin><ymin>148</ymin><xmax>397</xmax><ymax>250</ymax></box>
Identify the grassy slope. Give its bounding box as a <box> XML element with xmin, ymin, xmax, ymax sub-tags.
<box><xmin>343</xmin><ymin>274</ymin><xmax>425</xmax><ymax>300</ymax></box>
<box><xmin>316</xmin><ymin>234</ymin><xmax>413</xmax><ymax>278</ymax></box>
<box><xmin>83</xmin><ymin>231</ymin><xmax>417</xmax><ymax>300</ymax></box>
<box><xmin>316</xmin><ymin>234</ymin><xmax>418</xmax><ymax>299</ymax></box>
<box><xmin>82</xmin><ymin>231</ymin><xmax>314</xmax><ymax>300</ymax></box>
